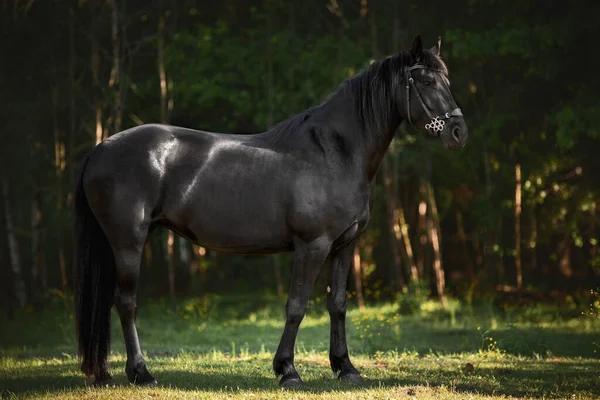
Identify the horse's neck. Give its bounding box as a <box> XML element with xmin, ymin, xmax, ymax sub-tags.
<box><xmin>314</xmin><ymin>84</ymin><xmax>402</xmax><ymax>181</ymax></box>
<box><xmin>363</xmin><ymin>106</ymin><xmax>402</xmax><ymax>181</ymax></box>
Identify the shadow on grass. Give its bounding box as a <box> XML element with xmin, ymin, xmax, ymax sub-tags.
<box><xmin>1</xmin><ymin>358</ymin><xmax>599</xmax><ymax>398</ymax></box>
<box><xmin>3</xmin><ymin>317</ymin><xmax>598</xmax><ymax>360</ymax></box>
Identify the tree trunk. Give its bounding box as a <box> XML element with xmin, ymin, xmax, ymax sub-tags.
<box><xmin>456</xmin><ymin>210</ymin><xmax>474</xmax><ymax>280</ymax></box>
<box><xmin>482</xmin><ymin>143</ymin><xmax>501</xmax><ymax>283</ymax></box>
<box><xmin>590</xmin><ymin>203</ymin><xmax>597</xmax><ymax>273</ymax></box>
<box><xmin>289</xmin><ymin>4</ymin><xmax>297</xmax><ymax>110</ymax></box>
<box><xmin>473</xmin><ymin>232</ymin><xmax>483</xmax><ymax>273</ymax></box>
<box><xmin>398</xmin><ymin>211</ymin><xmax>419</xmax><ymax>283</ymax></box>
<box><xmin>426</xmin><ymin>183</ymin><xmax>447</xmax><ymax>310</ymax></box>
<box><xmin>558</xmin><ymin>231</ymin><xmax>573</xmax><ymax>278</ymax></box>
<box><xmin>369</xmin><ymin>3</ymin><xmax>378</xmax><ymax>58</ymax></box>
<box><xmin>53</xmin><ymin>86</ymin><xmax>68</xmax><ymax>293</ymax></box>
<box><xmin>496</xmin><ymin>215</ymin><xmax>505</xmax><ymax>283</ymax></box>
<box><xmin>194</xmin><ymin>245</ymin><xmax>207</xmax><ymax>296</ymax></box>
<box><xmin>515</xmin><ymin>163</ymin><xmax>522</xmax><ymax>289</ymax></box>
<box><xmin>391</xmin><ymin>154</ymin><xmax>418</xmax><ymax>284</ymax></box>
<box><xmin>94</xmin><ymin>106</ymin><xmax>103</xmax><ymax>145</ymax></box>
<box><xmin>167</xmin><ymin>231</ymin><xmax>176</xmax><ymax>311</ymax></box>
<box><xmin>177</xmin><ymin>237</ymin><xmax>190</xmax><ymax>294</ymax></box>
<box><xmin>382</xmin><ymin>159</ymin><xmax>405</xmax><ymax>291</ymax></box>
<box><xmin>392</xmin><ymin>6</ymin><xmax>400</xmax><ymax>51</ymax></box>
<box><xmin>110</xmin><ymin>0</ymin><xmax>122</xmax><ymax>134</ymax></box>
<box><xmin>530</xmin><ymin>204</ymin><xmax>538</xmax><ymax>274</ymax></box>
<box><xmin>265</xmin><ymin>4</ymin><xmax>274</xmax><ymax>128</ymax></box>
<box><xmin>179</xmin><ymin>238</ymin><xmax>189</xmax><ymax>266</ymax></box>
<box><xmin>2</xmin><ymin>179</ymin><xmax>26</xmax><ymax>308</ymax></box>
<box><xmin>0</xmin><ymin>238</ymin><xmax>12</xmax><ymax>318</ymax></box>
<box><xmin>353</xmin><ymin>246</ymin><xmax>365</xmax><ymax>312</ymax></box>
<box><xmin>68</xmin><ymin>5</ymin><xmax>76</xmax><ymax>188</ymax></box>
<box><xmin>91</xmin><ymin>5</ymin><xmax>103</xmax><ymax>145</ymax></box>
<box><xmin>143</xmin><ymin>242</ymin><xmax>152</xmax><ymax>268</ymax></box>
<box><xmin>416</xmin><ymin>185</ymin><xmax>428</xmax><ymax>278</ymax></box>
<box><xmin>31</xmin><ymin>185</ymin><xmax>42</xmax><ymax>298</ymax></box>
<box><xmin>158</xmin><ymin>14</ymin><xmax>168</xmax><ymax>124</ymax></box>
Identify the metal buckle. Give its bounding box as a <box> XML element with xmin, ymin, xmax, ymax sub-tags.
<box><xmin>425</xmin><ymin>117</ymin><xmax>445</xmax><ymax>133</ymax></box>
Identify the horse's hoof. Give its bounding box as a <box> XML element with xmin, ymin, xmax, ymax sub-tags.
<box><xmin>91</xmin><ymin>376</ymin><xmax>115</xmax><ymax>387</ymax></box>
<box><xmin>280</xmin><ymin>376</ymin><xmax>305</xmax><ymax>388</ymax></box>
<box><xmin>136</xmin><ymin>378</ymin><xmax>158</xmax><ymax>387</ymax></box>
<box><xmin>340</xmin><ymin>371</ymin><xmax>362</xmax><ymax>383</ymax></box>
<box><xmin>132</xmin><ymin>373</ymin><xmax>158</xmax><ymax>387</ymax></box>
<box><xmin>127</xmin><ymin>362</ymin><xmax>157</xmax><ymax>387</ymax></box>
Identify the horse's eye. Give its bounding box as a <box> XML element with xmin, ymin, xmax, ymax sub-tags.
<box><xmin>423</xmin><ymin>80</ymin><xmax>432</xmax><ymax>87</ymax></box>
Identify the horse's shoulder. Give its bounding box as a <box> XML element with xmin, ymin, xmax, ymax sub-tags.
<box><xmin>303</xmin><ymin>123</ymin><xmax>353</xmax><ymax>162</ymax></box>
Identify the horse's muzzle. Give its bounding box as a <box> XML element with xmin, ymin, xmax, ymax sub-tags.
<box><xmin>441</xmin><ymin>118</ymin><xmax>468</xmax><ymax>150</ymax></box>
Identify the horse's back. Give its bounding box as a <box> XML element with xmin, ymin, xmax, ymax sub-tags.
<box><xmin>80</xmin><ymin>122</ymin><xmax>366</xmax><ymax>254</ymax></box>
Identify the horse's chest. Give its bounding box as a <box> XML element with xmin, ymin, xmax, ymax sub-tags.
<box><xmin>356</xmin><ymin>201</ymin><xmax>370</xmax><ymax>231</ymax></box>
<box><xmin>330</xmin><ymin>190</ymin><xmax>371</xmax><ymax>241</ymax></box>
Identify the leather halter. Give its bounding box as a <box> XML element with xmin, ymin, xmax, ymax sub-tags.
<box><xmin>405</xmin><ymin>64</ymin><xmax>463</xmax><ymax>135</ymax></box>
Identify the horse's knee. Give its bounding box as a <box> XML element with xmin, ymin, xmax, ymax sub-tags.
<box><xmin>328</xmin><ymin>294</ymin><xmax>347</xmax><ymax>317</ymax></box>
<box><xmin>114</xmin><ymin>289</ymin><xmax>137</xmax><ymax>319</ymax></box>
<box><xmin>114</xmin><ymin>248</ymin><xmax>142</xmax><ymax>287</ymax></box>
<box><xmin>114</xmin><ymin>248</ymin><xmax>142</xmax><ymax>272</ymax></box>
<box><xmin>115</xmin><ymin>290</ymin><xmax>135</xmax><ymax>308</ymax></box>
<box><xmin>286</xmin><ymin>299</ymin><xmax>306</xmax><ymax>326</ymax></box>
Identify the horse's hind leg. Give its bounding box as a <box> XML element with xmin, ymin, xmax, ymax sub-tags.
<box><xmin>101</xmin><ymin>211</ymin><xmax>156</xmax><ymax>385</ymax></box>
<box><xmin>113</xmin><ymin>240</ymin><xmax>157</xmax><ymax>386</ymax></box>
<box><xmin>83</xmin><ymin>159</ymin><xmax>158</xmax><ymax>385</ymax></box>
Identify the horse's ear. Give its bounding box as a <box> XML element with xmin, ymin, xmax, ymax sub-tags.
<box><xmin>411</xmin><ymin>34</ymin><xmax>423</xmax><ymax>63</ymax></box>
<box><xmin>431</xmin><ymin>36</ymin><xmax>441</xmax><ymax>57</ymax></box>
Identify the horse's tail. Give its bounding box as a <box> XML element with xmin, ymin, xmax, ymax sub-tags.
<box><xmin>73</xmin><ymin>152</ymin><xmax>116</xmax><ymax>376</ymax></box>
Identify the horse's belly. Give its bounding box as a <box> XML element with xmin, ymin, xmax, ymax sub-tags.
<box><xmin>173</xmin><ymin>206</ymin><xmax>293</xmax><ymax>255</ymax></box>
<box><xmin>190</xmin><ymin>227</ymin><xmax>294</xmax><ymax>255</ymax></box>
<box><xmin>201</xmin><ymin>241</ymin><xmax>294</xmax><ymax>255</ymax></box>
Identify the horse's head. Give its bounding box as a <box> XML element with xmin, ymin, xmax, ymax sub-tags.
<box><xmin>401</xmin><ymin>35</ymin><xmax>468</xmax><ymax>150</ymax></box>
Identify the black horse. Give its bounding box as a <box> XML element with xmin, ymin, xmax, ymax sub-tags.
<box><xmin>73</xmin><ymin>35</ymin><xmax>467</xmax><ymax>387</ymax></box>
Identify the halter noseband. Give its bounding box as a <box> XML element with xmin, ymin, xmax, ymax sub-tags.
<box><xmin>405</xmin><ymin>65</ymin><xmax>463</xmax><ymax>135</ymax></box>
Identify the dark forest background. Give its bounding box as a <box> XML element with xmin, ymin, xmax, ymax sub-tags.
<box><xmin>1</xmin><ymin>0</ymin><xmax>599</xmax><ymax>314</ymax></box>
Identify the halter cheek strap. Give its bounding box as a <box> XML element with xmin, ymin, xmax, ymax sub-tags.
<box><xmin>405</xmin><ymin>65</ymin><xmax>463</xmax><ymax>136</ymax></box>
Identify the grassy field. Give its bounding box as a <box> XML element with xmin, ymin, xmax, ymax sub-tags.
<box><xmin>1</xmin><ymin>293</ymin><xmax>599</xmax><ymax>399</ymax></box>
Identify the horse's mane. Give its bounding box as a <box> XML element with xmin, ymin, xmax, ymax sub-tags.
<box><xmin>262</xmin><ymin>48</ymin><xmax>448</xmax><ymax>146</ymax></box>
<box><xmin>261</xmin><ymin>105</ymin><xmax>321</xmax><ymax>145</ymax></box>
<box><xmin>349</xmin><ymin>49</ymin><xmax>448</xmax><ymax>138</ymax></box>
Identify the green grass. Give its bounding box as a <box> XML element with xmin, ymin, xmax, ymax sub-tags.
<box><xmin>1</xmin><ymin>293</ymin><xmax>599</xmax><ymax>399</ymax></box>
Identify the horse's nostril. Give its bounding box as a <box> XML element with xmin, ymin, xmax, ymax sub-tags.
<box><xmin>452</xmin><ymin>126</ymin><xmax>461</xmax><ymax>142</ymax></box>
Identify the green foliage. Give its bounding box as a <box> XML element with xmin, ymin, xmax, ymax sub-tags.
<box><xmin>165</xmin><ymin>14</ymin><xmax>367</xmax><ymax>132</ymax></box>
<box><xmin>476</xmin><ymin>326</ymin><xmax>505</xmax><ymax>359</ymax></box>
<box><xmin>585</xmin><ymin>288</ymin><xmax>600</xmax><ymax>325</ymax></box>
<box><xmin>396</xmin><ymin>282</ymin><xmax>431</xmax><ymax>316</ymax></box>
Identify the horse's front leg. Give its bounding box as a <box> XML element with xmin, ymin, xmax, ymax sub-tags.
<box><xmin>328</xmin><ymin>240</ymin><xmax>362</xmax><ymax>382</ymax></box>
<box><xmin>273</xmin><ymin>236</ymin><xmax>330</xmax><ymax>387</ymax></box>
